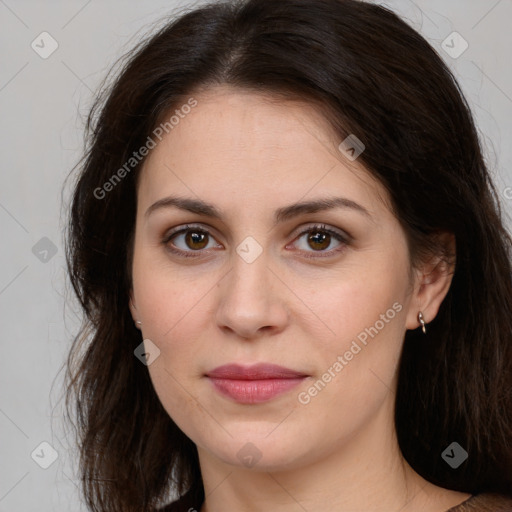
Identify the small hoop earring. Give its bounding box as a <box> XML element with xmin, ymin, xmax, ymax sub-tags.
<box><xmin>418</xmin><ymin>311</ymin><xmax>427</xmax><ymax>334</ymax></box>
<box><xmin>131</xmin><ymin>301</ymin><xmax>142</xmax><ymax>327</ymax></box>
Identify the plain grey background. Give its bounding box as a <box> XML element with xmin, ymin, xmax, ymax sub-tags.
<box><xmin>0</xmin><ymin>0</ymin><xmax>511</xmax><ymax>510</ymax></box>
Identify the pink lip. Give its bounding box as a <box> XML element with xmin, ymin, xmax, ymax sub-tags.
<box><xmin>206</xmin><ymin>363</ymin><xmax>308</xmax><ymax>404</ymax></box>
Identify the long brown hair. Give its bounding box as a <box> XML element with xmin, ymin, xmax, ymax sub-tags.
<box><xmin>64</xmin><ymin>0</ymin><xmax>512</xmax><ymax>510</ymax></box>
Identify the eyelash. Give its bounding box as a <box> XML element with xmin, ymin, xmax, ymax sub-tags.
<box><xmin>161</xmin><ymin>223</ymin><xmax>350</xmax><ymax>259</ymax></box>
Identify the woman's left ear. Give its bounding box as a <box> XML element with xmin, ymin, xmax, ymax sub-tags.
<box><xmin>405</xmin><ymin>232</ymin><xmax>456</xmax><ymax>331</ymax></box>
<box><xmin>128</xmin><ymin>290</ymin><xmax>138</xmax><ymax>321</ymax></box>
<box><xmin>129</xmin><ymin>292</ymin><xmax>143</xmax><ymax>330</ymax></box>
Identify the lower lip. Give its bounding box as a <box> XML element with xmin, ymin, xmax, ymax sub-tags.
<box><xmin>207</xmin><ymin>377</ymin><xmax>307</xmax><ymax>404</ymax></box>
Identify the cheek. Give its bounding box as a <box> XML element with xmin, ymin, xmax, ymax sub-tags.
<box><xmin>294</xmin><ymin>279</ymin><xmax>407</xmax><ymax>440</ymax></box>
<box><xmin>132</xmin><ymin>243</ymin><xmax>208</xmax><ymax>332</ymax></box>
<box><xmin>145</xmin><ymin>357</ymin><xmax>211</xmax><ymax>444</ymax></box>
<box><xmin>301</xmin><ymin>260</ymin><xmax>409</xmax><ymax>400</ymax></box>
<box><xmin>137</xmin><ymin>279</ymin><xmax>207</xmax><ymax>365</ymax></box>
<box><xmin>310</xmin><ymin>263</ymin><xmax>407</xmax><ymax>346</ymax></box>
<box><xmin>132</xmin><ymin>266</ymin><xmax>213</xmax><ymax>434</ymax></box>
<box><xmin>132</xmin><ymin>256</ymin><xmax>218</xmax><ymax>386</ymax></box>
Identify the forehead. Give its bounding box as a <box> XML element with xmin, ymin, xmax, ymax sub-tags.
<box><xmin>137</xmin><ymin>86</ymin><xmax>390</xmax><ymax>218</ymax></box>
<box><xmin>151</xmin><ymin>86</ymin><xmax>344</xmax><ymax>162</ymax></box>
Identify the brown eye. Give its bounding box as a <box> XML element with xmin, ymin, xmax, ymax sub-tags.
<box><xmin>290</xmin><ymin>224</ymin><xmax>349</xmax><ymax>258</ymax></box>
<box><xmin>163</xmin><ymin>225</ymin><xmax>220</xmax><ymax>257</ymax></box>
<box><xmin>183</xmin><ymin>230</ymin><xmax>209</xmax><ymax>250</ymax></box>
<box><xmin>163</xmin><ymin>223</ymin><xmax>349</xmax><ymax>260</ymax></box>
<box><xmin>307</xmin><ymin>230</ymin><xmax>331</xmax><ymax>251</ymax></box>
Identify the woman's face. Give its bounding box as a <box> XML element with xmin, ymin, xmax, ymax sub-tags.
<box><xmin>130</xmin><ymin>86</ymin><xmax>422</xmax><ymax>471</ymax></box>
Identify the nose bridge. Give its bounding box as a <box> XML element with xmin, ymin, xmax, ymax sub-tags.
<box><xmin>228</xmin><ymin>228</ymin><xmax>270</xmax><ymax>286</ymax></box>
<box><xmin>227</xmin><ymin>242</ymin><xmax>271</xmax><ymax>300</ymax></box>
<box><xmin>215</xmin><ymin>238</ymin><xmax>288</xmax><ymax>337</ymax></box>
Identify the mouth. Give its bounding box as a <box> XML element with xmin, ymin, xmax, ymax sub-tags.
<box><xmin>205</xmin><ymin>363</ymin><xmax>309</xmax><ymax>404</ymax></box>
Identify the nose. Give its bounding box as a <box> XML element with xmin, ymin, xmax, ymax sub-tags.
<box><xmin>214</xmin><ymin>250</ymin><xmax>289</xmax><ymax>340</ymax></box>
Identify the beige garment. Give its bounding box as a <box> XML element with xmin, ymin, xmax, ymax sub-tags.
<box><xmin>445</xmin><ymin>493</ymin><xmax>512</xmax><ymax>511</ymax></box>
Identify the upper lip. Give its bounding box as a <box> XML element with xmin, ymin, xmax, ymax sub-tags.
<box><xmin>206</xmin><ymin>363</ymin><xmax>308</xmax><ymax>380</ymax></box>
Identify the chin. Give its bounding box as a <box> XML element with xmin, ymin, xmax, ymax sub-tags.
<box><xmin>198</xmin><ymin>430</ymin><xmax>316</xmax><ymax>472</ymax></box>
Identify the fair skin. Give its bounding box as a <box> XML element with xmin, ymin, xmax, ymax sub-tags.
<box><xmin>129</xmin><ymin>86</ymin><xmax>470</xmax><ymax>512</ymax></box>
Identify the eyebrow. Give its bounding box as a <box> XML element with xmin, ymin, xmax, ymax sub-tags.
<box><xmin>144</xmin><ymin>195</ymin><xmax>372</xmax><ymax>224</ymax></box>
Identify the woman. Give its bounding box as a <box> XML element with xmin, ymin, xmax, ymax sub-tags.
<box><xmin>64</xmin><ymin>0</ymin><xmax>512</xmax><ymax>511</ymax></box>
